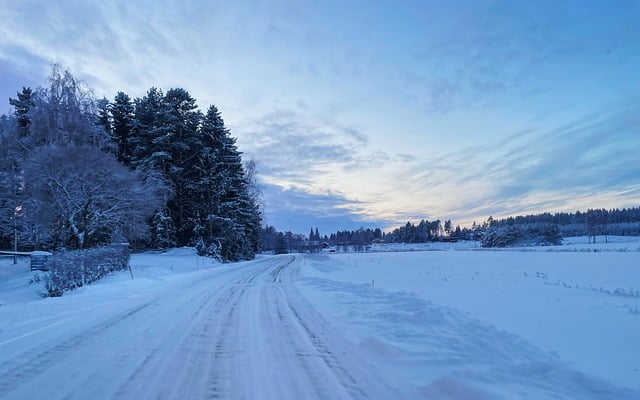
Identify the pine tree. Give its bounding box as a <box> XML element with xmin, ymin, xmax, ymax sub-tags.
<box><xmin>130</xmin><ymin>87</ymin><xmax>166</xmax><ymax>171</ymax></box>
<box><xmin>197</xmin><ymin>105</ymin><xmax>261</xmax><ymax>260</ymax></box>
<box><xmin>160</xmin><ymin>88</ymin><xmax>203</xmax><ymax>246</ymax></box>
<box><xmin>8</xmin><ymin>87</ymin><xmax>34</xmax><ymax>137</ymax></box>
<box><xmin>129</xmin><ymin>88</ymin><xmax>177</xmax><ymax>248</ymax></box>
<box><xmin>110</xmin><ymin>91</ymin><xmax>135</xmax><ymax>164</ymax></box>
<box><xmin>95</xmin><ymin>97</ymin><xmax>112</xmax><ymax>134</ymax></box>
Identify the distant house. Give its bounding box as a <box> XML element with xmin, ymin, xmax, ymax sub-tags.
<box><xmin>320</xmin><ymin>242</ymin><xmax>336</xmax><ymax>252</ymax></box>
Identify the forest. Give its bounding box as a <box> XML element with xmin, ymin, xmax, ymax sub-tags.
<box><xmin>0</xmin><ymin>65</ymin><xmax>261</xmax><ymax>262</ymax></box>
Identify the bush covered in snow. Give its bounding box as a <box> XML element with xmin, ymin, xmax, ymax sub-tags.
<box><xmin>195</xmin><ymin>238</ymin><xmax>223</xmax><ymax>261</ymax></box>
<box><xmin>42</xmin><ymin>245</ymin><xmax>131</xmax><ymax>296</ymax></box>
<box><xmin>482</xmin><ymin>223</ymin><xmax>562</xmax><ymax>248</ymax></box>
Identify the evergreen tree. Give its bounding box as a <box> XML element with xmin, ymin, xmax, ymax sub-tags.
<box><xmin>110</xmin><ymin>91</ymin><xmax>135</xmax><ymax>164</ymax></box>
<box><xmin>95</xmin><ymin>97</ymin><xmax>112</xmax><ymax>134</ymax></box>
<box><xmin>198</xmin><ymin>105</ymin><xmax>261</xmax><ymax>260</ymax></box>
<box><xmin>130</xmin><ymin>87</ymin><xmax>166</xmax><ymax>171</ymax></box>
<box><xmin>8</xmin><ymin>87</ymin><xmax>34</xmax><ymax>137</ymax></box>
<box><xmin>129</xmin><ymin>88</ymin><xmax>177</xmax><ymax>247</ymax></box>
<box><xmin>160</xmin><ymin>88</ymin><xmax>203</xmax><ymax>245</ymax></box>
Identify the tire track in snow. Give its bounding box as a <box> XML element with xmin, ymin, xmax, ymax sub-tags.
<box><xmin>206</xmin><ymin>257</ymin><xmax>281</xmax><ymax>398</ymax></box>
<box><xmin>109</xmin><ymin>260</ymin><xmax>280</xmax><ymax>399</ymax></box>
<box><xmin>202</xmin><ymin>254</ymin><xmax>394</xmax><ymax>399</ymax></box>
<box><xmin>0</xmin><ymin>301</ymin><xmax>153</xmax><ymax>398</ymax></box>
<box><xmin>1</xmin><ymin>255</ymin><xmax>397</xmax><ymax>399</ymax></box>
<box><xmin>0</xmin><ymin>260</ymin><xmax>263</xmax><ymax>400</ymax></box>
<box><xmin>273</xmin><ymin>257</ymin><xmax>376</xmax><ymax>399</ymax></box>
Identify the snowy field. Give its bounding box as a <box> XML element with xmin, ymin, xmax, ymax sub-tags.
<box><xmin>0</xmin><ymin>238</ymin><xmax>639</xmax><ymax>399</ymax></box>
<box><xmin>299</xmin><ymin>246</ymin><xmax>640</xmax><ymax>398</ymax></box>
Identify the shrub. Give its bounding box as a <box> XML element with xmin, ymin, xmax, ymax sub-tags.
<box><xmin>482</xmin><ymin>223</ymin><xmax>562</xmax><ymax>248</ymax></box>
<box><xmin>42</xmin><ymin>245</ymin><xmax>130</xmax><ymax>296</ymax></box>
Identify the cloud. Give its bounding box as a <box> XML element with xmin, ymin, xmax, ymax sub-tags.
<box><xmin>398</xmin><ymin>2</ymin><xmax>637</xmax><ymax>114</ymax></box>
<box><xmin>398</xmin><ymin>101</ymin><xmax>640</xmax><ymax>225</ymax></box>
<box><xmin>239</xmin><ymin>100</ymin><xmax>640</xmax><ymax>232</ymax></box>
<box><xmin>237</xmin><ymin>110</ymin><xmax>374</xmax><ymax>183</ymax></box>
<box><xmin>236</xmin><ymin>109</ymin><xmax>428</xmax><ymax>232</ymax></box>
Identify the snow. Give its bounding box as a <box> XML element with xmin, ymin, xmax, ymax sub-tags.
<box><xmin>1</xmin><ymin>239</ymin><xmax>639</xmax><ymax>399</ymax></box>
<box><xmin>297</xmin><ymin>240</ymin><xmax>640</xmax><ymax>399</ymax></box>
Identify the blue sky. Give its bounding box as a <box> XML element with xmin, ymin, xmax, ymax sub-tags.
<box><xmin>1</xmin><ymin>1</ymin><xmax>639</xmax><ymax>234</ymax></box>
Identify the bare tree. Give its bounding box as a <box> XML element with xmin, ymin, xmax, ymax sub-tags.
<box><xmin>25</xmin><ymin>64</ymin><xmax>109</xmax><ymax>150</ymax></box>
<box><xmin>243</xmin><ymin>158</ymin><xmax>263</xmax><ymax>211</ymax></box>
<box><xmin>25</xmin><ymin>144</ymin><xmax>165</xmax><ymax>249</ymax></box>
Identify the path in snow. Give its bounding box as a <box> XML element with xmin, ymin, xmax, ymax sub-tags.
<box><xmin>0</xmin><ymin>255</ymin><xmax>397</xmax><ymax>400</ymax></box>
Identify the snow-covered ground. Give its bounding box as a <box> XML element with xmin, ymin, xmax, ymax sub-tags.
<box><xmin>0</xmin><ymin>239</ymin><xmax>639</xmax><ymax>399</ymax></box>
<box><xmin>299</xmin><ymin>249</ymin><xmax>640</xmax><ymax>398</ymax></box>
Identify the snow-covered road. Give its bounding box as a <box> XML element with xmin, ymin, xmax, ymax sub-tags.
<box><xmin>0</xmin><ymin>255</ymin><xmax>397</xmax><ymax>400</ymax></box>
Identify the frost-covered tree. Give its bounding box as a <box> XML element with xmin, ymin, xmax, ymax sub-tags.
<box><xmin>130</xmin><ymin>87</ymin><xmax>166</xmax><ymax>170</ymax></box>
<box><xmin>196</xmin><ymin>105</ymin><xmax>261</xmax><ymax>260</ymax></box>
<box><xmin>3</xmin><ymin>67</ymin><xmax>262</xmax><ymax>259</ymax></box>
<box><xmin>481</xmin><ymin>223</ymin><xmax>561</xmax><ymax>248</ymax></box>
<box><xmin>95</xmin><ymin>97</ymin><xmax>112</xmax><ymax>135</ymax></box>
<box><xmin>25</xmin><ymin>144</ymin><xmax>164</xmax><ymax>249</ymax></box>
<box><xmin>0</xmin><ymin>66</ymin><xmax>169</xmax><ymax>250</ymax></box>
<box><xmin>160</xmin><ymin>88</ymin><xmax>203</xmax><ymax>245</ymax></box>
<box><xmin>0</xmin><ymin>117</ymin><xmax>24</xmax><ymax>251</ymax></box>
<box><xmin>25</xmin><ymin>65</ymin><xmax>108</xmax><ymax>150</ymax></box>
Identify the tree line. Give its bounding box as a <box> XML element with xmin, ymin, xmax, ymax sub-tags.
<box><xmin>0</xmin><ymin>65</ymin><xmax>261</xmax><ymax>261</ymax></box>
<box><xmin>261</xmin><ymin>206</ymin><xmax>640</xmax><ymax>253</ymax></box>
<box><xmin>485</xmin><ymin>208</ymin><xmax>640</xmax><ymax>243</ymax></box>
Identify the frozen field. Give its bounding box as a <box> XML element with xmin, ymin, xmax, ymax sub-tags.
<box><xmin>299</xmin><ymin>248</ymin><xmax>640</xmax><ymax>398</ymax></box>
<box><xmin>0</xmin><ymin>238</ymin><xmax>638</xmax><ymax>399</ymax></box>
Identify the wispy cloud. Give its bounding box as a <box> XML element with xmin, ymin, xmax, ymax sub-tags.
<box><xmin>396</xmin><ymin>101</ymin><xmax>640</xmax><ymax>225</ymax></box>
<box><xmin>397</xmin><ymin>2</ymin><xmax>638</xmax><ymax>114</ymax></box>
<box><xmin>238</xmin><ymin>110</ymin><xmax>373</xmax><ymax>184</ymax></box>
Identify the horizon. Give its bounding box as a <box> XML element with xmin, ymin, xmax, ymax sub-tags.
<box><xmin>1</xmin><ymin>1</ymin><xmax>639</xmax><ymax>235</ymax></box>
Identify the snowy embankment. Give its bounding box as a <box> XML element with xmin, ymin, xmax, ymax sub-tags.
<box><xmin>1</xmin><ymin>240</ymin><xmax>639</xmax><ymax>399</ymax></box>
<box><xmin>297</xmin><ymin>241</ymin><xmax>640</xmax><ymax>399</ymax></box>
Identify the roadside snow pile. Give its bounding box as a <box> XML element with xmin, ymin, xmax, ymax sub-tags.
<box><xmin>297</xmin><ymin>250</ymin><xmax>640</xmax><ymax>399</ymax></box>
